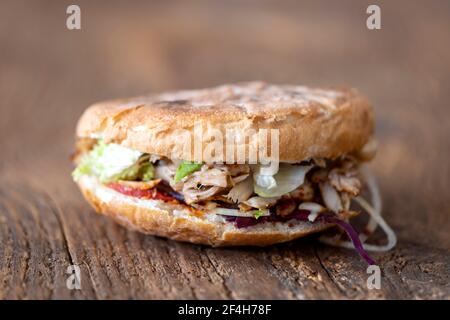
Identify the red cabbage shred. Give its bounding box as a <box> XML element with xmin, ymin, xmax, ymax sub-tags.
<box><xmin>222</xmin><ymin>209</ymin><xmax>376</xmax><ymax>265</ymax></box>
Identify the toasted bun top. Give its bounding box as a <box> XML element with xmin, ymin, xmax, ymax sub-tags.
<box><xmin>76</xmin><ymin>81</ymin><xmax>374</xmax><ymax>162</ymax></box>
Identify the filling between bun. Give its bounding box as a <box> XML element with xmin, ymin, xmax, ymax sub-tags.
<box><xmin>72</xmin><ymin>138</ymin><xmax>369</xmax><ymax>216</ymax></box>
<box><xmin>72</xmin><ymin>138</ymin><xmax>394</xmax><ymax>265</ymax></box>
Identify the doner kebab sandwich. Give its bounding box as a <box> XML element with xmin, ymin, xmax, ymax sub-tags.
<box><xmin>72</xmin><ymin>82</ymin><xmax>396</xmax><ymax>265</ymax></box>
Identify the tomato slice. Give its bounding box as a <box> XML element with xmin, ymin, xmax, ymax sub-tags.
<box><xmin>107</xmin><ymin>182</ymin><xmax>176</xmax><ymax>202</ymax></box>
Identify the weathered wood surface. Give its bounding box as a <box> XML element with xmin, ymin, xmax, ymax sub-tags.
<box><xmin>0</xmin><ymin>0</ymin><xmax>449</xmax><ymax>299</ymax></box>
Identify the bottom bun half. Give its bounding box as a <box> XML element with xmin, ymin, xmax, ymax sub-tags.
<box><xmin>77</xmin><ymin>176</ymin><xmax>333</xmax><ymax>247</ymax></box>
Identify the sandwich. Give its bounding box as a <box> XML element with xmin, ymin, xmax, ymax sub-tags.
<box><xmin>72</xmin><ymin>82</ymin><xmax>396</xmax><ymax>265</ymax></box>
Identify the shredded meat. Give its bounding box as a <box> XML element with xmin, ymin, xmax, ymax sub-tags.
<box><xmin>328</xmin><ymin>160</ymin><xmax>361</xmax><ymax>196</ymax></box>
<box><xmin>128</xmin><ymin>156</ymin><xmax>362</xmax><ymax>210</ymax></box>
<box><xmin>74</xmin><ymin>138</ymin><xmax>364</xmax><ymax>214</ymax></box>
<box><xmin>154</xmin><ymin>160</ymin><xmax>177</xmax><ymax>182</ymax></box>
<box><xmin>150</xmin><ymin>156</ymin><xmax>363</xmax><ymax>218</ymax></box>
<box><xmin>283</xmin><ymin>181</ymin><xmax>315</xmax><ymax>201</ymax></box>
<box><xmin>174</xmin><ymin>163</ymin><xmax>250</xmax><ymax>204</ymax></box>
<box><xmin>275</xmin><ymin>199</ymin><xmax>297</xmax><ymax>217</ymax></box>
<box><xmin>182</xmin><ymin>184</ymin><xmax>222</xmax><ymax>204</ymax></box>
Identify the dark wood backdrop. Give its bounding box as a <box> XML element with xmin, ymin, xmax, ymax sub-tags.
<box><xmin>0</xmin><ymin>0</ymin><xmax>449</xmax><ymax>299</ymax></box>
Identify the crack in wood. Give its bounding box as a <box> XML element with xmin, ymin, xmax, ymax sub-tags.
<box><xmin>202</xmin><ymin>248</ymin><xmax>234</xmax><ymax>300</ymax></box>
<box><xmin>313</xmin><ymin>247</ymin><xmax>346</xmax><ymax>297</ymax></box>
<box><xmin>163</xmin><ymin>243</ymin><xmax>199</xmax><ymax>299</ymax></box>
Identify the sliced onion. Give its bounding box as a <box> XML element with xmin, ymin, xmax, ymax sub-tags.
<box><xmin>353</xmin><ymin>196</ymin><xmax>397</xmax><ymax>252</ymax></box>
<box><xmin>254</xmin><ymin>175</ymin><xmax>277</xmax><ymax>189</ymax></box>
<box><xmin>298</xmin><ymin>202</ymin><xmax>324</xmax><ymax>212</ymax></box>
<box><xmin>319</xmin><ymin>182</ymin><xmax>343</xmax><ymax>212</ymax></box>
<box><xmin>307</xmin><ymin>211</ymin><xmax>319</xmax><ymax>222</ymax></box>
<box><xmin>358</xmin><ymin>165</ymin><xmax>382</xmax><ymax>241</ymax></box>
<box><xmin>319</xmin><ymin>166</ymin><xmax>397</xmax><ymax>253</ymax></box>
<box><xmin>254</xmin><ymin>164</ymin><xmax>313</xmax><ymax>198</ymax></box>
<box><xmin>298</xmin><ymin>202</ymin><xmax>324</xmax><ymax>222</ymax></box>
<box><xmin>211</xmin><ymin>208</ymin><xmax>240</xmax><ymax>216</ymax></box>
<box><xmin>243</xmin><ymin>196</ymin><xmax>280</xmax><ymax>209</ymax></box>
<box><xmin>213</xmin><ymin>208</ymin><xmax>270</xmax><ymax>218</ymax></box>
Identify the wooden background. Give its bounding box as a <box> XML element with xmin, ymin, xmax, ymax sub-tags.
<box><xmin>0</xmin><ymin>0</ymin><xmax>449</xmax><ymax>299</ymax></box>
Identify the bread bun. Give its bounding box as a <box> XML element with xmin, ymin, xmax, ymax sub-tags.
<box><xmin>76</xmin><ymin>82</ymin><xmax>374</xmax><ymax>162</ymax></box>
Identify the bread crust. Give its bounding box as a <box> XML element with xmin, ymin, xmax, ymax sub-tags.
<box><xmin>77</xmin><ymin>176</ymin><xmax>336</xmax><ymax>247</ymax></box>
<box><xmin>76</xmin><ymin>82</ymin><xmax>374</xmax><ymax>162</ymax></box>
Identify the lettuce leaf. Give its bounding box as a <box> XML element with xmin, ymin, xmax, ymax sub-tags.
<box><xmin>72</xmin><ymin>141</ymin><xmax>153</xmax><ymax>182</ymax></box>
<box><xmin>174</xmin><ymin>161</ymin><xmax>203</xmax><ymax>183</ymax></box>
<box><xmin>139</xmin><ymin>162</ymin><xmax>154</xmax><ymax>181</ymax></box>
<box><xmin>253</xmin><ymin>210</ymin><xmax>264</xmax><ymax>219</ymax></box>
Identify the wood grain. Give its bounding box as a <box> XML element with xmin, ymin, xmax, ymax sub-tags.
<box><xmin>0</xmin><ymin>0</ymin><xmax>449</xmax><ymax>299</ymax></box>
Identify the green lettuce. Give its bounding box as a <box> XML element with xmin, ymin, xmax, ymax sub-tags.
<box><xmin>72</xmin><ymin>141</ymin><xmax>154</xmax><ymax>182</ymax></box>
<box><xmin>174</xmin><ymin>161</ymin><xmax>203</xmax><ymax>183</ymax></box>
<box><xmin>138</xmin><ymin>162</ymin><xmax>154</xmax><ymax>181</ymax></box>
<box><xmin>253</xmin><ymin>210</ymin><xmax>264</xmax><ymax>219</ymax></box>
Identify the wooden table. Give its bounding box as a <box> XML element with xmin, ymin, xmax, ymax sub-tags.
<box><xmin>0</xmin><ymin>0</ymin><xmax>449</xmax><ymax>299</ymax></box>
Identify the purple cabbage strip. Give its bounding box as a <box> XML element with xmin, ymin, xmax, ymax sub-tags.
<box><xmin>223</xmin><ymin>216</ymin><xmax>270</xmax><ymax>228</ymax></box>
<box><xmin>317</xmin><ymin>215</ymin><xmax>376</xmax><ymax>265</ymax></box>
<box><xmin>221</xmin><ymin>209</ymin><xmax>376</xmax><ymax>266</ymax></box>
<box><xmin>156</xmin><ymin>181</ymin><xmax>186</xmax><ymax>203</ymax></box>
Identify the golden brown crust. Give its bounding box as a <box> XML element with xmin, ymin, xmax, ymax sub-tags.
<box><xmin>77</xmin><ymin>176</ymin><xmax>334</xmax><ymax>247</ymax></box>
<box><xmin>76</xmin><ymin>82</ymin><xmax>374</xmax><ymax>162</ymax></box>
